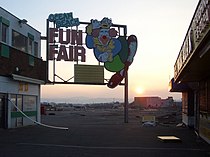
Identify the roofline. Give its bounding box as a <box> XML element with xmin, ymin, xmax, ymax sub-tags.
<box><xmin>0</xmin><ymin>6</ymin><xmax>41</xmax><ymax>34</ymax></box>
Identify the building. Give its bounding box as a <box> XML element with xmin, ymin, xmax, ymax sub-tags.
<box><xmin>0</xmin><ymin>7</ymin><xmax>46</xmax><ymax>128</ymax></box>
<box><xmin>169</xmin><ymin>0</ymin><xmax>210</xmax><ymax>144</ymax></box>
<box><xmin>134</xmin><ymin>96</ymin><xmax>172</xmax><ymax>109</ymax></box>
<box><xmin>161</xmin><ymin>96</ymin><xmax>175</xmax><ymax>108</ymax></box>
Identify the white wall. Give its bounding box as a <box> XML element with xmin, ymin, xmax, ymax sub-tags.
<box><xmin>0</xmin><ymin>7</ymin><xmax>41</xmax><ymax>58</ymax></box>
<box><xmin>0</xmin><ymin>76</ymin><xmax>40</xmax><ymax>128</ymax></box>
<box><xmin>0</xmin><ymin>76</ymin><xmax>39</xmax><ymax>95</ymax></box>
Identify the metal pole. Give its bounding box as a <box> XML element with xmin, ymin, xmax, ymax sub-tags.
<box><xmin>123</xmin><ymin>24</ymin><xmax>128</xmax><ymax>123</ymax></box>
<box><xmin>46</xmin><ymin>19</ymin><xmax>49</xmax><ymax>83</ymax></box>
<box><xmin>124</xmin><ymin>71</ymin><xmax>128</xmax><ymax>123</ymax></box>
<box><xmin>53</xmin><ymin>58</ymin><xmax>55</xmax><ymax>83</ymax></box>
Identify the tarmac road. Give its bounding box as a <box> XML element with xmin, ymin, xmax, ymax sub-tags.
<box><xmin>0</xmin><ymin>109</ymin><xmax>209</xmax><ymax>157</ymax></box>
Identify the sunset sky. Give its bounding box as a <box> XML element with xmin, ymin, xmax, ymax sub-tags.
<box><xmin>0</xmin><ymin>0</ymin><xmax>199</xmax><ymax>103</ymax></box>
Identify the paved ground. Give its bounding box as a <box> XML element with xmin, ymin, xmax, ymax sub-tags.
<box><xmin>0</xmin><ymin>109</ymin><xmax>209</xmax><ymax>157</ymax></box>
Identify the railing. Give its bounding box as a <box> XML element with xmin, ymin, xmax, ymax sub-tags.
<box><xmin>174</xmin><ymin>0</ymin><xmax>210</xmax><ymax>81</ymax></box>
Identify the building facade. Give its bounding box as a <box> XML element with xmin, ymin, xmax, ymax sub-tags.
<box><xmin>0</xmin><ymin>7</ymin><xmax>46</xmax><ymax>128</ymax></box>
<box><xmin>169</xmin><ymin>0</ymin><xmax>210</xmax><ymax>144</ymax></box>
<box><xmin>134</xmin><ymin>96</ymin><xmax>174</xmax><ymax>109</ymax></box>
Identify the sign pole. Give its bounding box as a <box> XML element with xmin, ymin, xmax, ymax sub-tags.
<box><xmin>46</xmin><ymin>19</ymin><xmax>49</xmax><ymax>83</ymax></box>
<box><xmin>124</xmin><ymin>71</ymin><xmax>128</xmax><ymax>123</ymax></box>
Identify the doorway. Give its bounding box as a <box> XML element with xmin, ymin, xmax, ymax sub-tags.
<box><xmin>0</xmin><ymin>94</ymin><xmax>7</xmax><ymax>128</ymax></box>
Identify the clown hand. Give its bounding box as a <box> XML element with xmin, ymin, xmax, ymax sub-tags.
<box><xmin>98</xmin><ymin>52</ymin><xmax>109</xmax><ymax>62</ymax></box>
<box><xmin>91</xmin><ymin>19</ymin><xmax>101</xmax><ymax>29</ymax></box>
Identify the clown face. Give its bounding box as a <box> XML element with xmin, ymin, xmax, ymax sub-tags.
<box><xmin>98</xmin><ymin>28</ymin><xmax>111</xmax><ymax>46</ymax></box>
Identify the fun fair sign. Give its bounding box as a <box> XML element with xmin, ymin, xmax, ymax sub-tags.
<box><xmin>48</xmin><ymin>12</ymin><xmax>80</xmax><ymax>28</ymax></box>
<box><xmin>48</xmin><ymin>28</ymin><xmax>86</xmax><ymax>62</ymax></box>
<box><xmin>48</xmin><ymin>13</ymin><xmax>85</xmax><ymax>62</ymax></box>
<box><xmin>47</xmin><ymin>12</ymin><xmax>138</xmax><ymax>88</ymax></box>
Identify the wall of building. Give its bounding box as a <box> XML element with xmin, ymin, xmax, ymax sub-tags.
<box><xmin>146</xmin><ymin>97</ymin><xmax>162</xmax><ymax>108</ymax></box>
<box><xmin>0</xmin><ymin>76</ymin><xmax>40</xmax><ymax>128</ymax></box>
<box><xmin>134</xmin><ymin>96</ymin><xmax>169</xmax><ymax>108</ymax></box>
<box><xmin>0</xmin><ymin>43</ymin><xmax>46</xmax><ymax>81</ymax></box>
<box><xmin>182</xmin><ymin>91</ymin><xmax>195</xmax><ymax>127</ymax></box>
<box><xmin>170</xmin><ymin>0</ymin><xmax>210</xmax><ymax>144</ymax></box>
<box><xmin>199</xmin><ymin>79</ymin><xmax>210</xmax><ymax>144</ymax></box>
<box><xmin>0</xmin><ymin>7</ymin><xmax>44</xmax><ymax>128</ymax></box>
<box><xmin>0</xmin><ymin>7</ymin><xmax>41</xmax><ymax>57</ymax></box>
<box><xmin>0</xmin><ymin>7</ymin><xmax>46</xmax><ymax>82</ymax></box>
<box><xmin>161</xmin><ymin>97</ymin><xmax>174</xmax><ymax>107</ymax></box>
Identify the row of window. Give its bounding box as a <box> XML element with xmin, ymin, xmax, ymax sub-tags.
<box><xmin>0</xmin><ymin>22</ymin><xmax>38</xmax><ymax>57</ymax></box>
<box><xmin>11</xmin><ymin>94</ymin><xmax>37</xmax><ymax>112</ymax></box>
<box><xmin>10</xmin><ymin>94</ymin><xmax>37</xmax><ymax>127</ymax></box>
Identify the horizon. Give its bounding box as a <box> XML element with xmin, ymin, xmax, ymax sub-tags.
<box><xmin>41</xmin><ymin>95</ymin><xmax>182</xmax><ymax>104</ymax></box>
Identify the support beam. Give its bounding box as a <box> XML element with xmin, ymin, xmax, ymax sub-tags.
<box><xmin>124</xmin><ymin>71</ymin><xmax>128</xmax><ymax>123</ymax></box>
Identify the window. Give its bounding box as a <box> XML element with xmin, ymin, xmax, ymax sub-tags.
<box><xmin>10</xmin><ymin>95</ymin><xmax>23</xmax><ymax>111</ymax></box>
<box><xmin>16</xmin><ymin>95</ymin><xmax>23</xmax><ymax>127</ymax></box>
<box><xmin>28</xmin><ymin>38</ymin><xmax>33</xmax><ymax>54</ymax></box>
<box><xmin>0</xmin><ymin>17</ymin><xmax>10</xmax><ymax>43</ymax></box>
<box><xmin>10</xmin><ymin>94</ymin><xmax>23</xmax><ymax>127</ymax></box>
<box><xmin>1</xmin><ymin>23</ymin><xmax>8</xmax><ymax>43</ymax></box>
<box><xmin>10</xmin><ymin>94</ymin><xmax>37</xmax><ymax>127</ymax></box>
<box><xmin>12</xmin><ymin>30</ymin><xmax>27</xmax><ymax>52</ymax></box>
<box><xmin>10</xmin><ymin>95</ymin><xmax>17</xmax><ymax>111</ymax></box>
<box><xmin>23</xmin><ymin>96</ymin><xmax>37</xmax><ymax>111</ymax></box>
<box><xmin>29</xmin><ymin>56</ymin><xmax>34</xmax><ymax>66</ymax></box>
<box><xmin>200</xmin><ymin>81</ymin><xmax>207</xmax><ymax>112</ymax></box>
<box><xmin>34</xmin><ymin>42</ymin><xmax>38</xmax><ymax>57</ymax></box>
<box><xmin>28</xmin><ymin>33</ymin><xmax>35</xmax><ymax>55</ymax></box>
<box><xmin>182</xmin><ymin>92</ymin><xmax>188</xmax><ymax>114</ymax></box>
<box><xmin>17</xmin><ymin>95</ymin><xmax>23</xmax><ymax>111</ymax></box>
<box><xmin>1</xmin><ymin>44</ymin><xmax>10</xmax><ymax>58</ymax></box>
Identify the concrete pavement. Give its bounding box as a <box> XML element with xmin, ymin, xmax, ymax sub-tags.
<box><xmin>0</xmin><ymin>109</ymin><xmax>209</xmax><ymax>157</ymax></box>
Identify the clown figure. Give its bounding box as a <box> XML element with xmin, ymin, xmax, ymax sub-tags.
<box><xmin>85</xmin><ymin>17</ymin><xmax>137</xmax><ymax>88</ymax></box>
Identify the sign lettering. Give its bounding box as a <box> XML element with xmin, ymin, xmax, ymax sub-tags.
<box><xmin>48</xmin><ymin>28</ymin><xmax>86</xmax><ymax>62</ymax></box>
<box><xmin>48</xmin><ymin>12</ymin><xmax>79</xmax><ymax>28</ymax></box>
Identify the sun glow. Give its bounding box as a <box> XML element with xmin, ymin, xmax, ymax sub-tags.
<box><xmin>135</xmin><ymin>87</ymin><xmax>144</xmax><ymax>95</ymax></box>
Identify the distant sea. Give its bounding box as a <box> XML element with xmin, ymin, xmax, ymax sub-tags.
<box><xmin>41</xmin><ymin>97</ymin><xmax>130</xmax><ymax>104</ymax></box>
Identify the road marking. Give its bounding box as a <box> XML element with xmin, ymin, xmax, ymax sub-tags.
<box><xmin>17</xmin><ymin>143</ymin><xmax>205</xmax><ymax>151</ymax></box>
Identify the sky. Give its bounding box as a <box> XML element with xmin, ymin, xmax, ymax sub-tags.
<box><xmin>0</xmin><ymin>0</ymin><xmax>199</xmax><ymax>103</ymax></box>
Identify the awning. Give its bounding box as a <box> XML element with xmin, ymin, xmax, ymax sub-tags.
<box><xmin>169</xmin><ymin>78</ymin><xmax>190</xmax><ymax>92</ymax></box>
<box><xmin>12</xmin><ymin>74</ymin><xmax>45</xmax><ymax>84</ymax></box>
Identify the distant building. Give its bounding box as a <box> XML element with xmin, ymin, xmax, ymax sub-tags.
<box><xmin>134</xmin><ymin>96</ymin><xmax>174</xmax><ymax>109</ymax></box>
<box><xmin>169</xmin><ymin>0</ymin><xmax>210</xmax><ymax>144</ymax></box>
<box><xmin>0</xmin><ymin>7</ymin><xmax>46</xmax><ymax>128</ymax></box>
<box><xmin>161</xmin><ymin>96</ymin><xmax>174</xmax><ymax>107</ymax></box>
